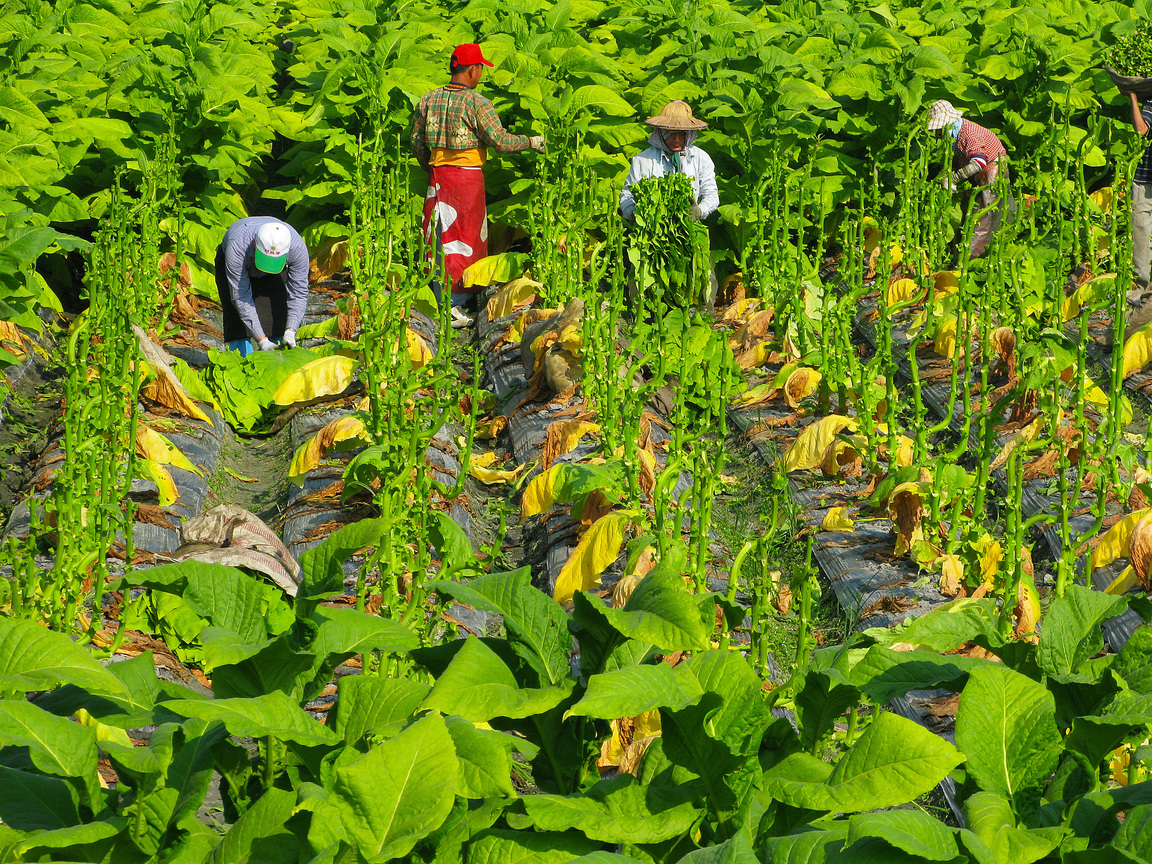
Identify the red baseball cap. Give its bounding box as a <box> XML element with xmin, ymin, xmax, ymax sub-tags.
<box><xmin>451</xmin><ymin>43</ymin><xmax>493</xmax><ymax>68</ymax></box>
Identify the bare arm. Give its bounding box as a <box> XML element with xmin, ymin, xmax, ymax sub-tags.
<box><xmin>1130</xmin><ymin>91</ymin><xmax>1149</xmax><ymax>137</ymax></box>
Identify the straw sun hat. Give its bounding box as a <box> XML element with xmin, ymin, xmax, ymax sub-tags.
<box><xmin>644</xmin><ymin>100</ymin><xmax>708</xmax><ymax>131</ymax></box>
<box><xmin>926</xmin><ymin>100</ymin><xmax>964</xmax><ymax>131</ymax></box>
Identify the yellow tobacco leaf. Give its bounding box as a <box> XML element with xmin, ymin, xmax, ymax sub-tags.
<box><xmin>472</xmin><ymin>451</ymin><xmax>498</xmax><ymax>468</ymax></box>
<box><xmin>939</xmin><ymin>554</ymin><xmax>964</xmax><ymax>597</ymax></box>
<box><xmin>820</xmin><ymin>507</ymin><xmax>855</xmax><ymax>532</ymax></box>
<box><xmin>820</xmin><ymin>437</ymin><xmax>862</xmax><ymax>478</ymax></box>
<box><xmin>288</xmin><ymin>416</ymin><xmax>370</xmax><ymax>484</ymax></box>
<box><xmin>1089</xmin><ymin>509</ymin><xmax>1152</xmax><ymax>575</ymax></box>
<box><xmin>135</xmin><ymin>425</ymin><xmax>201</xmax><ymax>476</ymax></box>
<box><xmin>735</xmin><ymin>381</ymin><xmax>777</xmax><ymax>406</ymax></box>
<box><xmin>0</xmin><ymin>321</ymin><xmax>27</xmax><ymax>359</ymax></box>
<box><xmin>406</xmin><ymin>328</ymin><xmax>432</xmax><ymax>368</ymax></box>
<box><xmin>1123</xmin><ymin>322</ymin><xmax>1152</xmax><ymax>379</ymax></box>
<box><xmin>508</xmin><ymin>308</ymin><xmax>557</xmax><ymax>344</ymax></box>
<box><xmin>721</xmin><ymin>297</ymin><xmax>762</xmax><ymax>322</ymax></box>
<box><xmin>885</xmin><ymin>278</ymin><xmax>922</xmax><ymax>307</ymax></box>
<box><xmin>1063</xmin><ymin>274</ymin><xmax>1116</xmax><ymax>321</ymax></box>
<box><xmin>469</xmin><ymin>459</ymin><xmax>527</xmax><ymax>486</ymax></box>
<box><xmin>140</xmin><ymin>361</ymin><xmax>213</xmax><ymax>424</ymax></box>
<box><xmin>135</xmin><ymin>457</ymin><xmax>178</xmax><ymax>507</ymax></box>
<box><xmin>1106</xmin><ymin>565</ymin><xmax>1139</xmax><ymax>596</ymax></box>
<box><xmin>781</xmin><ymin>415</ymin><xmax>858</xmax><ymax>473</ymax></box>
<box><xmin>990</xmin><ymin>415</ymin><xmax>1046</xmax><ymax>472</ymax></box>
<box><xmin>598</xmin><ymin>710</ymin><xmax>662</xmax><ymax>769</ymax></box>
<box><xmin>461</xmin><ymin>252</ymin><xmax>525</xmax><ymax>288</ymax></box>
<box><xmin>486</xmin><ymin>277</ymin><xmax>541</xmax><ymax>320</ymax></box>
<box><xmin>894</xmin><ymin>435</ymin><xmax>914</xmax><ymax>468</ymax></box>
<box><xmin>1015</xmin><ymin>575</ymin><xmax>1041</xmax><ymax>640</ymax></box>
<box><xmin>474</xmin><ymin>415</ymin><xmax>507</xmax><ymax>440</ymax></box>
<box><xmin>933</xmin><ymin>271</ymin><xmax>959</xmax><ymax>296</ymax></box>
<box><xmin>521</xmin><ymin>465</ymin><xmax>563</xmax><ymax>518</ymax></box>
<box><xmin>1084</xmin><ymin>381</ymin><xmax>1133</xmax><ymax>426</ymax></box>
<box><xmin>273</xmin><ymin>355</ymin><xmax>359</xmax><ymax>406</ymax></box>
<box><xmin>933</xmin><ymin>316</ymin><xmax>959</xmax><ymax>359</ymax></box>
<box><xmin>736</xmin><ymin>341</ymin><xmax>773</xmax><ymax>370</ymax></box>
<box><xmin>783</xmin><ymin>367</ymin><xmax>821</xmax><ymax>409</ymax></box>
<box><xmin>1090</xmin><ymin>186</ymin><xmax>1114</xmax><ymax>213</ymax></box>
<box><xmin>543</xmin><ymin>419</ymin><xmax>600</xmax><ymax>468</ymax></box>
<box><xmin>554</xmin><ymin>512</ymin><xmax>631</xmax><ymax>604</ymax></box>
<box><xmin>889</xmin><ymin>482</ymin><xmax>926</xmax><ymax>556</ymax></box>
<box><xmin>977</xmin><ymin>536</ymin><xmax>1003</xmax><ymax>586</ymax></box>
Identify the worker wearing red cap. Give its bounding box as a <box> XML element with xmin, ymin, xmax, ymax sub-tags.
<box><xmin>410</xmin><ymin>43</ymin><xmax>544</xmax><ymax>327</ymax></box>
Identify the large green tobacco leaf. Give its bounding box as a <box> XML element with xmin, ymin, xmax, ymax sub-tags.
<box><xmin>565</xmin><ymin>663</ymin><xmax>703</xmax><ymax>720</ymax></box>
<box><xmin>0</xmin><ymin>617</ymin><xmax>129</xmax><ymax>697</ymax></box>
<box><xmin>673</xmin><ymin>831</ymin><xmax>759</xmax><ymax>864</ymax></box>
<box><xmin>592</xmin><ymin>548</ymin><xmax>710</xmax><ymax>652</ymax></box>
<box><xmin>296</xmin><ymin>518</ymin><xmax>391</xmax><ymax>620</ymax></box>
<box><xmin>954</xmin><ymin>664</ymin><xmax>1062</xmax><ymax>808</ymax></box>
<box><xmin>961</xmin><ymin>792</ymin><xmax>1064</xmax><ymax>864</ymax></box>
<box><xmin>795</xmin><ymin>671</ymin><xmax>859</xmax><ymax>754</ymax></box>
<box><xmin>1037</xmin><ymin>585</ymin><xmax>1128</xmax><ymax>678</ymax></box>
<box><xmin>202</xmin><ymin>348</ymin><xmax>327</xmax><ymax>433</ymax></box>
<box><xmin>431</xmin><ymin>567</ymin><xmax>570</xmax><ymax>686</ymax></box>
<box><xmin>444</xmin><ymin>716</ymin><xmax>517</xmax><ymax>800</ymax></box>
<box><xmin>845</xmin><ymin>810</ymin><xmax>962</xmax><ymax>861</ymax></box>
<box><xmin>0</xmin><ymin>766</ymin><xmax>80</xmax><ymax>831</ymax></box>
<box><xmin>762</xmin><ymin>712</ymin><xmax>963</xmax><ymax>812</ymax></box>
<box><xmin>848</xmin><ymin>646</ymin><xmax>985</xmax><ymax>703</ymax></box>
<box><xmin>761</xmin><ymin>824</ymin><xmax>850</xmax><ymax>864</ymax></box>
<box><xmin>31</xmin><ymin>651</ymin><xmax>170</xmax><ymax>728</ymax></box>
<box><xmin>861</xmin><ymin>599</ymin><xmax>1001</xmax><ymax>653</ymax></box>
<box><xmin>208</xmin><ymin>785</ymin><xmax>298</xmax><ymax>864</ymax></box>
<box><xmin>309</xmin><ymin>714</ymin><xmax>457</xmax><ymax>862</ymax></box>
<box><xmin>311</xmin><ymin>607</ymin><xmax>418</xmax><ymax>656</ymax></box>
<box><xmin>516</xmin><ymin>773</ymin><xmax>700</xmax><ymax>844</ymax></box>
<box><xmin>162</xmin><ymin>692</ymin><xmax>338</xmax><ymax>746</ymax></box>
<box><xmin>421</xmin><ymin>637</ymin><xmax>575</xmax><ymax>722</ymax></box>
<box><xmin>1115</xmin><ymin>627</ymin><xmax>1152</xmax><ymax>694</ymax></box>
<box><xmin>331</xmin><ymin>676</ymin><xmax>429</xmax><ymax>744</ymax></box>
<box><xmin>1114</xmin><ymin>804</ymin><xmax>1152</xmax><ymax>861</ymax></box>
<box><xmin>465</xmin><ymin>828</ymin><xmax>599</xmax><ymax>864</ymax></box>
<box><xmin>0</xmin><ymin>700</ymin><xmax>98</xmax><ymax>781</ymax></box>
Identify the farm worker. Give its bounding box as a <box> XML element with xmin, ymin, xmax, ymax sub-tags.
<box><xmin>410</xmin><ymin>43</ymin><xmax>545</xmax><ymax>327</ymax></box>
<box><xmin>619</xmin><ymin>100</ymin><xmax>719</xmax><ymax>224</ymax></box>
<box><xmin>926</xmin><ymin>100</ymin><xmax>1012</xmax><ymax>259</ymax></box>
<box><xmin>214</xmin><ymin>217</ymin><xmax>309</xmax><ymax>355</ymax></box>
<box><xmin>1124</xmin><ymin>89</ymin><xmax>1152</xmax><ymax>304</ymax></box>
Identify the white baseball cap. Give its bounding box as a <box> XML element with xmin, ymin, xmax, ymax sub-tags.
<box><xmin>254</xmin><ymin>222</ymin><xmax>291</xmax><ymax>273</ymax></box>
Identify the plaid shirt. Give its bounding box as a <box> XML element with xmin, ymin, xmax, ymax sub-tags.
<box><xmin>954</xmin><ymin>119</ymin><xmax>1008</xmax><ymax>186</ymax></box>
<box><xmin>410</xmin><ymin>84</ymin><xmax>531</xmax><ymax>168</ymax></box>
<box><xmin>1136</xmin><ymin>102</ymin><xmax>1152</xmax><ymax>185</ymax></box>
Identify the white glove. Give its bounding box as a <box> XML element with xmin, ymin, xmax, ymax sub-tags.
<box><xmin>257</xmin><ymin>337</ymin><xmax>276</xmax><ymax>352</ymax></box>
<box><xmin>283</xmin><ymin>329</ymin><xmax>297</xmax><ymax>348</ymax></box>
<box><xmin>529</xmin><ymin>135</ymin><xmax>546</xmax><ymax>153</ymax></box>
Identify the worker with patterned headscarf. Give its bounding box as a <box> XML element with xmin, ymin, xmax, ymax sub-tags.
<box><xmin>926</xmin><ymin>100</ymin><xmax>1012</xmax><ymax>259</ymax></box>
<box><xmin>410</xmin><ymin>43</ymin><xmax>545</xmax><ymax>328</ymax></box>
<box><xmin>619</xmin><ymin>100</ymin><xmax>719</xmax><ymax>223</ymax></box>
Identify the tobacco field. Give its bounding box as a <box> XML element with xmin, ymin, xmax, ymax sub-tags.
<box><xmin>6</xmin><ymin>0</ymin><xmax>1152</xmax><ymax>862</ymax></box>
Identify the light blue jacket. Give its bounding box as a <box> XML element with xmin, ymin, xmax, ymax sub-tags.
<box><xmin>619</xmin><ymin>131</ymin><xmax>719</xmax><ymax>221</ymax></box>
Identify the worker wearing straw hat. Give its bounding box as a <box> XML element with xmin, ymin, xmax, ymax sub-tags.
<box><xmin>926</xmin><ymin>100</ymin><xmax>1012</xmax><ymax>259</ymax></box>
<box><xmin>619</xmin><ymin>100</ymin><xmax>719</xmax><ymax>223</ymax></box>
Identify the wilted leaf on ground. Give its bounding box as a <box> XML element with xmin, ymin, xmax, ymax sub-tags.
<box><xmin>135</xmin><ymin>425</ymin><xmax>201</xmax><ymax>476</ymax></box>
<box><xmin>135</xmin><ymin>458</ymin><xmax>178</xmax><ymax>506</ymax></box>
<box><xmin>1088</xmin><ymin>509</ymin><xmax>1152</xmax><ymax>575</ymax></box>
<box><xmin>486</xmin><ymin>277</ymin><xmax>540</xmax><ymax>319</ymax></box>
<box><xmin>781</xmin><ymin>414</ymin><xmax>858</xmax><ymax>472</ymax></box>
<box><xmin>288</xmin><ymin>416</ymin><xmax>370</xmax><ymax>484</ymax></box>
<box><xmin>820</xmin><ymin>507</ymin><xmax>855</xmax><ymax>532</ymax></box>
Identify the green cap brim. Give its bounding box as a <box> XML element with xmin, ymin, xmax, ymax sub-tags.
<box><xmin>254</xmin><ymin>247</ymin><xmax>287</xmax><ymax>273</ymax></box>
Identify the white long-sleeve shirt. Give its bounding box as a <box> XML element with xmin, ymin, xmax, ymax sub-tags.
<box><xmin>619</xmin><ymin>132</ymin><xmax>719</xmax><ymax>222</ymax></box>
